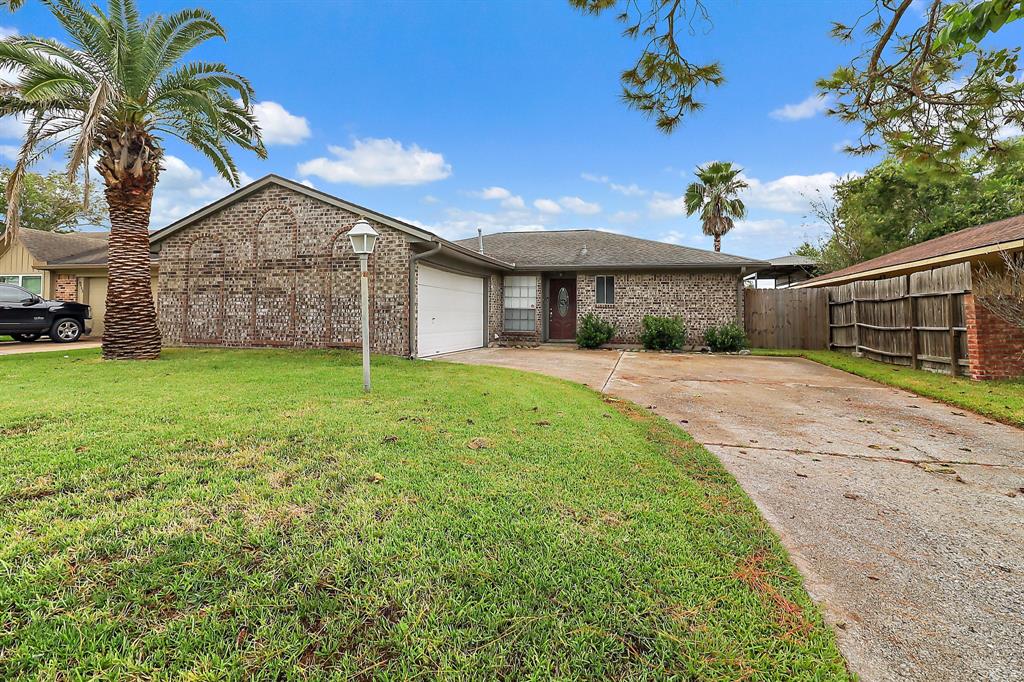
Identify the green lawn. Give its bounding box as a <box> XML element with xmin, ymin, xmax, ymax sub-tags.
<box><xmin>0</xmin><ymin>348</ymin><xmax>849</xmax><ymax>680</ymax></box>
<box><xmin>754</xmin><ymin>349</ymin><xmax>1024</xmax><ymax>427</ymax></box>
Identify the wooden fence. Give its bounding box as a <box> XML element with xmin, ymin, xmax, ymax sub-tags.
<box><xmin>744</xmin><ymin>288</ymin><xmax>829</xmax><ymax>349</ymax></box>
<box><xmin>744</xmin><ymin>262</ymin><xmax>972</xmax><ymax>375</ymax></box>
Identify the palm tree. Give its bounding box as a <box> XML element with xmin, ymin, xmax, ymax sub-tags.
<box><xmin>0</xmin><ymin>0</ymin><xmax>265</xmax><ymax>359</ymax></box>
<box><xmin>684</xmin><ymin>161</ymin><xmax>748</xmax><ymax>253</ymax></box>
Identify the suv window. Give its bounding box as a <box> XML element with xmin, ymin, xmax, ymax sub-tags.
<box><xmin>0</xmin><ymin>284</ymin><xmax>30</xmax><ymax>303</ymax></box>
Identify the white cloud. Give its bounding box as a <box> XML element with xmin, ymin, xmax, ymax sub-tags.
<box><xmin>0</xmin><ymin>26</ymin><xmax>18</xmax><ymax>39</ymax></box>
<box><xmin>298</xmin><ymin>137</ymin><xmax>451</xmax><ymax>186</ymax></box>
<box><xmin>770</xmin><ymin>94</ymin><xmax>829</xmax><ymax>121</ymax></box>
<box><xmin>474</xmin><ymin>186</ymin><xmax>524</xmax><ymax>209</ymax></box>
<box><xmin>150</xmin><ymin>155</ymin><xmax>253</xmax><ymax>227</ymax></box>
<box><xmin>534</xmin><ymin>198</ymin><xmax>562</xmax><ymax>214</ymax></box>
<box><xmin>743</xmin><ymin>171</ymin><xmax>853</xmax><ymax>213</ymax></box>
<box><xmin>401</xmin><ymin>206</ymin><xmax>548</xmax><ymax>241</ymax></box>
<box><xmin>251</xmin><ymin>101</ymin><xmax>311</xmax><ymax>146</ymax></box>
<box><xmin>300</xmin><ymin>179</ymin><xmax>316</xmax><ymax>189</ymax></box>
<box><xmin>732</xmin><ymin>218</ymin><xmax>787</xmax><ymax>235</ymax></box>
<box><xmin>559</xmin><ymin>196</ymin><xmax>601</xmax><ymax>215</ymax></box>
<box><xmin>582</xmin><ymin>172</ymin><xmax>647</xmax><ymax>197</ymax></box>
<box><xmin>609</xmin><ymin>210</ymin><xmax>639</xmax><ymax>223</ymax></box>
<box><xmin>648</xmin><ymin>192</ymin><xmax>685</xmax><ymax>218</ymax></box>
<box><xmin>422</xmin><ymin>194</ymin><xmax>440</xmax><ymax>204</ymax></box>
<box><xmin>0</xmin><ymin>144</ymin><xmax>19</xmax><ymax>161</ymax></box>
<box><xmin>581</xmin><ymin>172</ymin><xmax>609</xmax><ymax>183</ymax></box>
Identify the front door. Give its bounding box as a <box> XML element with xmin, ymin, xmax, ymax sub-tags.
<box><xmin>548</xmin><ymin>278</ymin><xmax>577</xmax><ymax>340</ymax></box>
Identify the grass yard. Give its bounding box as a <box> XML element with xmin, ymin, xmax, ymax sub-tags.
<box><xmin>0</xmin><ymin>349</ymin><xmax>849</xmax><ymax>680</ymax></box>
<box><xmin>754</xmin><ymin>349</ymin><xmax>1024</xmax><ymax>427</ymax></box>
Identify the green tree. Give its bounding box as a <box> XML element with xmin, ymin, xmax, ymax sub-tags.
<box><xmin>0</xmin><ymin>0</ymin><xmax>265</xmax><ymax>360</ymax></box>
<box><xmin>683</xmin><ymin>161</ymin><xmax>747</xmax><ymax>253</ymax></box>
<box><xmin>819</xmin><ymin>0</ymin><xmax>1024</xmax><ymax>171</ymax></box>
<box><xmin>802</xmin><ymin>142</ymin><xmax>1024</xmax><ymax>273</ymax></box>
<box><xmin>0</xmin><ymin>168</ymin><xmax>107</xmax><ymax>234</ymax></box>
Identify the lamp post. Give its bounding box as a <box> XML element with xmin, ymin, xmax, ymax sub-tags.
<box><xmin>348</xmin><ymin>218</ymin><xmax>379</xmax><ymax>392</ymax></box>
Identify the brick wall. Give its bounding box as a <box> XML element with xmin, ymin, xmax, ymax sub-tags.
<box><xmin>157</xmin><ymin>184</ymin><xmax>413</xmax><ymax>355</ymax></box>
<box><xmin>964</xmin><ymin>293</ymin><xmax>1024</xmax><ymax>380</ymax></box>
<box><xmin>53</xmin><ymin>274</ymin><xmax>77</xmax><ymax>301</ymax></box>
<box><xmin>577</xmin><ymin>271</ymin><xmax>741</xmax><ymax>345</ymax></box>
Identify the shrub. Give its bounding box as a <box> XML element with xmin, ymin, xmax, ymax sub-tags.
<box><xmin>576</xmin><ymin>313</ymin><xmax>615</xmax><ymax>349</ymax></box>
<box><xmin>640</xmin><ymin>315</ymin><xmax>686</xmax><ymax>351</ymax></box>
<box><xmin>704</xmin><ymin>322</ymin><xmax>749</xmax><ymax>352</ymax></box>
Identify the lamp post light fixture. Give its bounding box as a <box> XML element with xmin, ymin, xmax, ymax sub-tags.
<box><xmin>348</xmin><ymin>218</ymin><xmax>379</xmax><ymax>392</ymax></box>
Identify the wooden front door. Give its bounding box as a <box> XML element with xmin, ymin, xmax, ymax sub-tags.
<box><xmin>548</xmin><ymin>278</ymin><xmax>577</xmax><ymax>340</ymax></box>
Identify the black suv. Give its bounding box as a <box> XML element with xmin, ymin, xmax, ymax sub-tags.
<box><xmin>0</xmin><ymin>283</ymin><xmax>91</xmax><ymax>343</ymax></box>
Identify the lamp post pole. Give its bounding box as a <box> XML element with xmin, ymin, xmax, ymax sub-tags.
<box><xmin>359</xmin><ymin>253</ymin><xmax>371</xmax><ymax>392</ymax></box>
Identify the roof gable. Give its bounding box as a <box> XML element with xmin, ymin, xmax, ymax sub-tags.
<box><xmin>18</xmin><ymin>229</ymin><xmax>110</xmax><ymax>266</ymax></box>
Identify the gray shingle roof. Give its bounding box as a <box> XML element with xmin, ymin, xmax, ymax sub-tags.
<box><xmin>19</xmin><ymin>229</ymin><xmax>111</xmax><ymax>265</ymax></box>
<box><xmin>768</xmin><ymin>254</ymin><xmax>816</xmax><ymax>267</ymax></box>
<box><xmin>454</xmin><ymin>230</ymin><xmax>767</xmax><ymax>270</ymax></box>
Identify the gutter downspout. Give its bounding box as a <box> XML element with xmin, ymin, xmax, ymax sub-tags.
<box><xmin>408</xmin><ymin>241</ymin><xmax>444</xmax><ymax>358</ymax></box>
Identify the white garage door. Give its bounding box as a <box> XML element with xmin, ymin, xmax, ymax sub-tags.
<box><xmin>417</xmin><ymin>265</ymin><xmax>484</xmax><ymax>358</ymax></box>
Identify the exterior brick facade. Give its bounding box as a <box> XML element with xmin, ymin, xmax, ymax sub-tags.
<box><xmin>576</xmin><ymin>271</ymin><xmax>741</xmax><ymax>345</ymax></box>
<box><xmin>53</xmin><ymin>273</ymin><xmax>78</xmax><ymax>302</ymax></box>
<box><xmin>157</xmin><ymin>184</ymin><xmax>413</xmax><ymax>355</ymax></box>
<box><xmin>964</xmin><ymin>293</ymin><xmax>1024</xmax><ymax>380</ymax></box>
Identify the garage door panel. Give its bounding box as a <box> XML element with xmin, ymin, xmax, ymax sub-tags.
<box><xmin>417</xmin><ymin>265</ymin><xmax>484</xmax><ymax>358</ymax></box>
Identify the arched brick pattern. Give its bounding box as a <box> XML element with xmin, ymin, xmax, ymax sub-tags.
<box><xmin>184</xmin><ymin>236</ymin><xmax>225</xmax><ymax>343</ymax></box>
<box><xmin>252</xmin><ymin>205</ymin><xmax>297</xmax><ymax>345</ymax></box>
<box><xmin>325</xmin><ymin>227</ymin><xmax>374</xmax><ymax>347</ymax></box>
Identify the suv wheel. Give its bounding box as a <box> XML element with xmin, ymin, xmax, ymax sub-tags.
<box><xmin>51</xmin><ymin>318</ymin><xmax>83</xmax><ymax>343</ymax></box>
<box><xmin>12</xmin><ymin>333</ymin><xmax>41</xmax><ymax>342</ymax></box>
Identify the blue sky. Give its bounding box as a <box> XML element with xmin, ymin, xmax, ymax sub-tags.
<box><xmin>4</xmin><ymin>1</ymin><xmax>1023</xmax><ymax>258</ymax></box>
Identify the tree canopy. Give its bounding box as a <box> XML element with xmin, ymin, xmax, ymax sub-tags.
<box><xmin>0</xmin><ymin>167</ymin><xmax>107</xmax><ymax>234</ymax></box>
<box><xmin>800</xmin><ymin>141</ymin><xmax>1024</xmax><ymax>273</ymax></box>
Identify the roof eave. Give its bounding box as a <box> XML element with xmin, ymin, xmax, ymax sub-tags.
<box><xmin>795</xmin><ymin>239</ymin><xmax>1024</xmax><ymax>288</ymax></box>
<box><xmin>509</xmin><ymin>261</ymin><xmax>768</xmax><ymax>272</ymax></box>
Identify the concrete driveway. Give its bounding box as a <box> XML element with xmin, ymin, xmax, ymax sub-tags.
<box><xmin>441</xmin><ymin>346</ymin><xmax>1024</xmax><ymax>682</ymax></box>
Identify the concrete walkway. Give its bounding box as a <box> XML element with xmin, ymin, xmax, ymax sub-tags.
<box><xmin>441</xmin><ymin>346</ymin><xmax>1024</xmax><ymax>682</ymax></box>
<box><xmin>0</xmin><ymin>339</ymin><xmax>101</xmax><ymax>356</ymax></box>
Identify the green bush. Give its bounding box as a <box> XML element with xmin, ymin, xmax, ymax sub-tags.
<box><xmin>576</xmin><ymin>313</ymin><xmax>615</xmax><ymax>349</ymax></box>
<box><xmin>704</xmin><ymin>322</ymin><xmax>749</xmax><ymax>352</ymax></box>
<box><xmin>640</xmin><ymin>315</ymin><xmax>686</xmax><ymax>351</ymax></box>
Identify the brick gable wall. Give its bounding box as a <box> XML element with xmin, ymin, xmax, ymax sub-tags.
<box><xmin>157</xmin><ymin>184</ymin><xmax>413</xmax><ymax>355</ymax></box>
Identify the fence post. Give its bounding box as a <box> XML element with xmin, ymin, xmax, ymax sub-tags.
<box><xmin>851</xmin><ymin>296</ymin><xmax>860</xmax><ymax>355</ymax></box>
<box><xmin>907</xmin><ymin>276</ymin><xmax>920</xmax><ymax>369</ymax></box>
<box><xmin>947</xmin><ymin>293</ymin><xmax>959</xmax><ymax>377</ymax></box>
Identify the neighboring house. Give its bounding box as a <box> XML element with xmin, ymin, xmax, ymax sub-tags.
<box><xmin>0</xmin><ymin>229</ymin><xmax>158</xmax><ymax>338</ymax></box>
<box><xmin>745</xmin><ymin>255</ymin><xmax>818</xmax><ymax>289</ymax></box>
<box><xmin>798</xmin><ymin>214</ymin><xmax>1024</xmax><ymax>380</ymax></box>
<box><xmin>151</xmin><ymin>175</ymin><xmax>766</xmax><ymax>357</ymax></box>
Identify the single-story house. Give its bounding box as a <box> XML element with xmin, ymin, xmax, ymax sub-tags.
<box><xmin>0</xmin><ymin>229</ymin><xmax>159</xmax><ymax>338</ymax></box>
<box><xmin>798</xmin><ymin>214</ymin><xmax>1024</xmax><ymax>380</ymax></box>
<box><xmin>150</xmin><ymin>174</ymin><xmax>767</xmax><ymax>357</ymax></box>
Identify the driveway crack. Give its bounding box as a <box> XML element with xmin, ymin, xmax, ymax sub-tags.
<box><xmin>600</xmin><ymin>350</ymin><xmax>625</xmax><ymax>394</ymax></box>
<box><xmin>703</xmin><ymin>442</ymin><xmax>1022</xmax><ymax>470</ymax></box>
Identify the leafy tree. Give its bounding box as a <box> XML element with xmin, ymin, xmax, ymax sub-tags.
<box><xmin>0</xmin><ymin>168</ymin><xmax>107</xmax><ymax>234</ymax></box>
<box><xmin>569</xmin><ymin>0</ymin><xmax>723</xmax><ymax>133</ymax></box>
<box><xmin>800</xmin><ymin>142</ymin><xmax>1024</xmax><ymax>273</ymax></box>
<box><xmin>0</xmin><ymin>0</ymin><xmax>265</xmax><ymax>360</ymax></box>
<box><xmin>819</xmin><ymin>0</ymin><xmax>1024</xmax><ymax>171</ymax></box>
<box><xmin>683</xmin><ymin>160</ymin><xmax>747</xmax><ymax>252</ymax></box>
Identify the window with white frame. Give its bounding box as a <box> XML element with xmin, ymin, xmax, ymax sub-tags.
<box><xmin>503</xmin><ymin>275</ymin><xmax>536</xmax><ymax>331</ymax></box>
<box><xmin>0</xmin><ymin>274</ymin><xmax>43</xmax><ymax>295</ymax></box>
<box><xmin>596</xmin><ymin>275</ymin><xmax>615</xmax><ymax>304</ymax></box>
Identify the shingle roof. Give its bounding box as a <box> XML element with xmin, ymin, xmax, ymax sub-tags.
<box><xmin>19</xmin><ymin>229</ymin><xmax>111</xmax><ymax>265</ymax></box>
<box><xmin>801</xmin><ymin>214</ymin><xmax>1024</xmax><ymax>286</ymax></box>
<box><xmin>454</xmin><ymin>230</ymin><xmax>766</xmax><ymax>270</ymax></box>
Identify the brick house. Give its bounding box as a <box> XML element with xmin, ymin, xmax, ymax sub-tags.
<box><xmin>150</xmin><ymin>175</ymin><xmax>765</xmax><ymax>357</ymax></box>
<box><xmin>799</xmin><ymin>214</ymin><xmax>1024</xmax><ymax>380</ymax></box>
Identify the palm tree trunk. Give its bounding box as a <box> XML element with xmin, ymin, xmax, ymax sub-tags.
<box><xmin>102</xmin><ymin>182</ymin><xmax>161</xmax><ymax>359</ymax></box>
<box><xmin>714</xmin><ymin>234</ymin><xmax>722</xmax><ymax>252</ymax></box>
